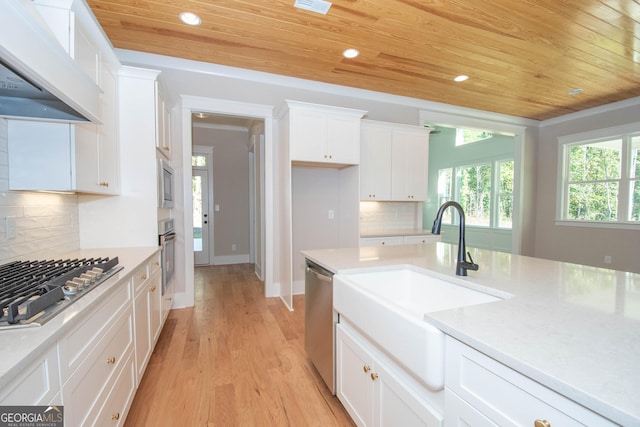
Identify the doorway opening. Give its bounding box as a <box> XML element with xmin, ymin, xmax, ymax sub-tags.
<box><xmin>191</xmin><ymin>113</ymin><xmax>266</xmax><ymax>278</ymax></box>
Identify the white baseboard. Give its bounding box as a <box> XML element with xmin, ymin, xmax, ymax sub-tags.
<box><xmin>211</xmin><ymin>254</ymin><xmax>250</xmax><ymax>265</ymax></box>
<box><xmin>293</xmin><ymin>279</ymin><xmax>305</xmax><ymax>295</ymax></box>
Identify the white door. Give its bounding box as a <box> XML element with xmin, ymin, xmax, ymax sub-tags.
<box><xmin>193</xmin><ymin>169</ymin><xmax>210</xmax><ymax>265</ymax></box>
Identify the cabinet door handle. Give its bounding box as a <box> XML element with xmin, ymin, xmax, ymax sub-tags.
<box><xmin>149</xmin><ymin>286</ymin><xmax>156</xmax><ymax>292</ymax></box>
<box><xmin>534</xmin><ymin>421</ymin><xmax>551</xmax><ymax>427</ymax></box>
<box><xmin>141</xmin><ymin>274</ymin><xmax>147</xmax><ymax>280</ymax></box>
<box><xmin>106</xmin><ymin>356</ymin><xmax>116</xmax><ymax>364</ymax></box>
<box><xmin>363</xmin><ymin>365</ymin><xmax>371</xmax><ymax>373</ymax></box>
<box><xmin>370</xmin><ymin>372</ymin><xmax>379</xmax><ymax>381</ymax></box>
<box><xmin>112</xmin><ymin>412</ymin><xmax>120</xmax><ymax>420</ymax></box>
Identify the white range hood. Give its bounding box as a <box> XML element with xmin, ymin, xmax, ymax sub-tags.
<box><xmin>0</xmin><ymin>0</ymin><xmax>100</xmax><ymax>122</ymax></box>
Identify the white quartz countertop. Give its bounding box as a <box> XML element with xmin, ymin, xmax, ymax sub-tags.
<box><xmin>302</xmin><ymin>242</ymin><xmax>640</xmax><ymax>426</ymax></box>
<box><xmin>0</xmin><ymin>246</ymin><xmax>160</xmax><ymax>388</ymax></box>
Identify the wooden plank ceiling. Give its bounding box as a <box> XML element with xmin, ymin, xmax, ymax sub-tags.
<box><xmin>87</xmin><ymin>0</ymin><xmax>640</xmax><ymax>121</ymax></box>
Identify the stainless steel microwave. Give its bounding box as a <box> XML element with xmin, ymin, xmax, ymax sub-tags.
<box><xmin>159</xmin><ymin>159</ymin><xmax>174</xmax><ymax>208</ymax></box>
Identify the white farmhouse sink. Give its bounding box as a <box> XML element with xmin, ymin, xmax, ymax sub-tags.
<box><xmin>333</xmin><ymin>266</ymin><xmax>502</xmax><ymax>391</ymax></box>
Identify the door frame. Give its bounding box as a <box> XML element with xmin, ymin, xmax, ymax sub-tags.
<box><xmin>178</xmin><ymin>96</ymin><xmax>275</xmax><ymax>309</ymax></box>
<box><xmin>192</xmin><ymin>145</ymin><xmax>213</xmax><ymax>265</ymax></box>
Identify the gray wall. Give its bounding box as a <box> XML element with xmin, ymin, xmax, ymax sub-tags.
<box><xmin>535</xmin><ymin>103</ymin><xmax>640</xmax><ymax>273</ymax></box>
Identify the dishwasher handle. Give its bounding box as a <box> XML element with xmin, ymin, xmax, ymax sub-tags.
<box><xmin>306</xmin><ymin>262</ymin><xmax>333</xmax><ymax>283</ymax></box>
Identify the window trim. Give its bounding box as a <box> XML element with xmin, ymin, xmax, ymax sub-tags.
<box><xmin>556</xmin><ymin>122</ymin><xmax>640</xmax><ymax>229</ymax></box>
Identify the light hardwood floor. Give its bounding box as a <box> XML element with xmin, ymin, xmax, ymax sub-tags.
<box><xmin>124</xmin><ymin>264</ymin><xmax>354</xmax><ymax>426</ymax></box>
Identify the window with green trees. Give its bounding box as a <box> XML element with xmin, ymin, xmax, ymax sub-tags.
<box><xmin>560</xmin><ymin>132</ymin><xmax>639</xmax><ymax>224</ymax></box>
<box><xmin>437</xmin><ymin>159</ymin><xmax>513</xmax><ymax>228</ymax></box>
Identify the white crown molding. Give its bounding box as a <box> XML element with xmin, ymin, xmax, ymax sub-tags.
<box><xmin>540</xmin><ymin>96</ymin><xmax>640</xmax><ymax>127</ymax></box>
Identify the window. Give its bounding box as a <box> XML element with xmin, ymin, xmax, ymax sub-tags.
<box><xmin>437</xmin><ymin>159</ymin><xmax>514</xmax><ymax>229</ymax></box>
<box><xmin>192</xmin><ymin>155</ymin><xmax>207</xmax><ymax>167</ymax></box>
<box><xmin>558</xmin><ymin>126</ymin><xmax>640</xmax><ymax>226</ymax></box>
<box><xmin>455</xmin><ymin>128</ymin><xmax>493</xmax><ymax>146</ymax></box>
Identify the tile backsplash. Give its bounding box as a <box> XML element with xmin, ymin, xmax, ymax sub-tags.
<box><xmin>359</xmin><ymin>201</ymin><xmax>424</xmax><ymax>233</ymax></box>
<box><xmin>0</xmin><ymin>119</ymin><xmax>79</xmax><ymax>263</ymax></box>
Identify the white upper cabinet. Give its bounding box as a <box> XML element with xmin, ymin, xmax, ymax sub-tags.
<box><xmin>391</xmin><ymin>128</ymin><xmax>430</xmax><ymax>201</ymax></box>
<box><xmin>7</xmin><ymin>0</ymin><xmax>120</xmax><ymax>194</ymax></box>
<box><xmin>360</xmin><ymin>120</ymin><xmax>431</xmax><ymax>201</ymax></box>
<box><xmin>360</xmin><ymin>123</ymin><xmax>392</xmax><ymax>200</ymax></box>
<box><xmin>283</xmin><ymin>101</ymin><xmax>367</xmax><ymax>166</ymax></box>
<box><xmin>155</xmin><ymin>81</ymin><xmax>172</xmax><ymax>159</ymax></box>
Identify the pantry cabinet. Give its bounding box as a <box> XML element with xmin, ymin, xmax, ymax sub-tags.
<box><xmin>281</xmin><ymin>100</ymin><xmax>366</xmax><ymax>165</ymax></box>
<box><xmin>444</xmin><ymin>337</ymin><xmax>616</xmax><ymax>427</ymax></box>
<box><xmin>360</xmin><ymin>121</ymin><xmax>431</xmax><ymax>201</ymax></box>
<box><xmin>337</xmin><ymin>323</ymin><xmax>443</xmax><ymax>427</ymax></box>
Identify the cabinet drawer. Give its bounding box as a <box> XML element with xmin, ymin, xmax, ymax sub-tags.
<box><xmin>359</xmin><ymin>237</ymin><xmax>404</xmax><ymax>247</ymax></box>
<box><xmin>403</xmin><ymin>235</ymin><xmax>440</xmax><ymax>245</ymax></box>
<box><xmin>59</xmin><ymin>281</ymin><xmax>132</xmax><ymax>379</ymax></box>
<box><xmin>148</xmin><ymin>252</ymin><xmax>162</xmax><ymax>276</ymax></box>
<box><xmin>0</xmin><ymin>346</ymin><xmax>60</xmax><ymax>405</ymax></box>
<box><xmin>445</xmin><ymin>337</ymin><xmax>615</xmax><ymax>427</ymax></box>
<box><xmin>132</xmin><ymin>264</ymin><xmax>150</xmax><ymax>293</ymax></box>
<box><xmin>61</xmin><ymin>307</ymin><xmax>134</xmax><ymax>426</ymax></box>
<box><xmin>94</xmin><ymin>352</ymin><xmax>137</xmax><ymax>426</ymax></box>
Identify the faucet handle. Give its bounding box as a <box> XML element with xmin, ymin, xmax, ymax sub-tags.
<box><xmin>462</xmin><ymin>252</ymin><xmax>479</xmax><ymax>271</ymax></box>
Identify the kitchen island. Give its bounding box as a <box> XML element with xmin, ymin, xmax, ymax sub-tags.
<box><xmin>302</xmin><ymin>242</ymin><xmax>639</xmax><ymax>426</ymax></box>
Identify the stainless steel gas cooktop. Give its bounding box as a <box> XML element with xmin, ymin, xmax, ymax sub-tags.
<box><xmin>0</xmin><ymin>257</ymin><xmax>122</xmax><ymax>329</ymax></box>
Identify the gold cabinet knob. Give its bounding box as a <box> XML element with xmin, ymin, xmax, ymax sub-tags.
<box><xmin>99</xmin><ymin>182</ymin><xmax>109</xmax><ymax>187</ymax></box>
<box><xmin>370</xmin><ymin>372</ymin><xmax>379</xmax><ymax>381</ymax></box>
<box><xmin>149</xmin><ymin>286</ymin><xmax>156</xmax><ymax>292</ymax></box>
<box><xmin>363</xmin><ymin>365</ymin><xmax>371</xmax><ymax>373</ymax></box>
<box><xmin>112</xmin><ymin>412</ymin><xmax>120</xmax><ymax>420</ymax></box>
<box><xmin>534</xmin><ymin>420</ymin><xmax>551</xmax><ymax>427</ymax></box>
<box><xmin>106</xmin><ymin>356</ymin><xmax>116</xmax><ymax>364</ymax></box>
<box><xmin>141</xmin><ymin>274</ymin><xmax>147</xmax><ymax>280</ymax></box>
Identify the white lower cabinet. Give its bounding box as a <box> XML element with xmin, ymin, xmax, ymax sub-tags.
<box><xmin>60</xmin><ymin>299</ymin><xmax>135</xmax><ymax>426</ymax></box>
<box><xmin>444</xmin><ymin>336</ymin><xmax>616</xmax><ymax>427</ymax></box>
<box><xmin>0</xmin><ymin>346</ymin><xmax>60</xmax><ymax>405</ymax></box>
<box><xmin>133</xmin><ymin>255</ymin><xmax>163</xmax><ymax>384</ymax></box>
<box><xmin>337</xmin><ymin>323</ymin><xmax>443</xmax><ymax>427</ymax></box>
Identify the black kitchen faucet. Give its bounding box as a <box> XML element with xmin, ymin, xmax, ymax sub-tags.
<box><xmin>431</xmin><ymin>201</ymin><xmax>479</xmax><ymax>276</ymax></box>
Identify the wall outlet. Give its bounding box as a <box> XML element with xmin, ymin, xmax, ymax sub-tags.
<box><xmin>604</xmin><ymin>255</ymin><xmax>612</xmax><ymax>264</ymax></box>
<box><xmin>232</xmin><ymin>244</ymin><xmax>237</xmax><ymax>251</ymax></box>
<box><xmin>5</xmin><ymin>216</ymin><xmax>16</xmax><ymax>240</ymax></box>
<box><xmin>328</xmin><ymin>209</ymin><xmax>335</xmax><ymax>220</ymax></box>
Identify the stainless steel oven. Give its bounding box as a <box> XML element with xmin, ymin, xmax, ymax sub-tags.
<box><xmin>158</xmin><ymin>219</ymin><xmax>176</xmax><ymax>295</ymax></box>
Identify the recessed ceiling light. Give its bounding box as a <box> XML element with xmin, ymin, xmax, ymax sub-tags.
<box><xmin>342</xmin><ymin>48</ymin><xmax>360</xmax><ymax>59</ymax></box>
<box><xmin>568</xmin><ymin>88</ymin><xmax>583</xmax><ymax>95</ymax></box>
<box><xmin>454</xmin><ymin>75</ymin><xmax>469</xmax><ymax>82</ymax></box>
<box><xmin>179</xmin><ymin>12</ymin><xmax>201</xmax><ymax>26</ymax></box>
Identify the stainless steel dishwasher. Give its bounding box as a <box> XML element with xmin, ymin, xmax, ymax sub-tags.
<box><xmin>305</xmin><ymin>259</ymin><xmax>337</xmax><ymax>394</ymax></box>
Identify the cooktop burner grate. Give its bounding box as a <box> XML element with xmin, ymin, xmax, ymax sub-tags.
<box><xmin>0</xmin><ymin>257</ymin><xmax>122</xmax><ymax>328</ymax></box>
